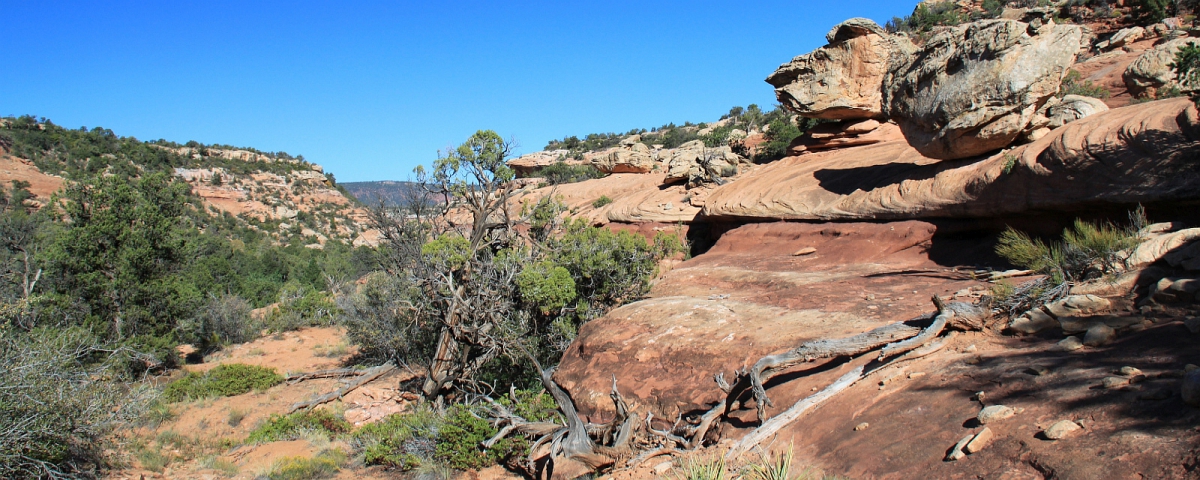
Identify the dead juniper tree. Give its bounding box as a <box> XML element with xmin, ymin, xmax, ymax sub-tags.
<box><xmin>362</xmin><ymin>130</ymin><xmax>531</xmax><ymax>401</ymax></box>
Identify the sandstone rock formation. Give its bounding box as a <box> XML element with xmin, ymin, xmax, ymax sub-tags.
<box><xmin>766</xmin><ymin>18</ymin><xmax>913</xmax><ymax>120</ymax></box>
<box><xmin>702</xmin><ymin>98</ymin><xmax>1200</xmax><ymax>221</ymax></box>
<box><xmin>592</xmin><ymin>135</ymin><xmax>658</xmax><ymax>174</ymax></box>
<box><xmin>883</xmin><ymin>19</ymin><xmax>1083</xmax><ymax>159</ymax></box>
<box><xmin>554</xmin><ymin>221</ymin><xmax>984</xmax><ymax>420</ymax></box>
<box><xmin>1124</xmin><ymin>37</ymin><xmax>1198</xmax><ymax>98</ymax></box>
<box><xmin>507</xmin><ymin>149</ymin><xmax>576</xmax><ymax>176</ymax></box>
<box><xmin>788</xmin><ymin>120</ymin><xmax>904</xmax><ymax>155</ymax></box>
<box><xmin>664</xmin><ymin>140</ymin><xmax>742</xmax><ymax>186</ymax></box>
<box><xmin>1045</xmin><ymin>94</ymin><xmax>1110</xmax><ymax>129</ymax></box>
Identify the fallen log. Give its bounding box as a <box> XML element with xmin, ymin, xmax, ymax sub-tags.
<box><xmin>726</xmin><ymin>365</ymin><xmax>864</xmax><ymax>460</ymax></box>
<box><xmin>285</xmin><ymin>367</ymin><xmax>368</xmax><ymax>385</ymax></box>
<box><xmin>288</xmin><ymin>363</ymin><xmax>395</xmax><ymax>413</ymax></box>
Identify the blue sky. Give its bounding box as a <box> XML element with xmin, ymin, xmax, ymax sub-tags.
<box><xmin>1</xmin><ymin>1</ymin><xmax>917</xmax><ymax>182</ymax></box>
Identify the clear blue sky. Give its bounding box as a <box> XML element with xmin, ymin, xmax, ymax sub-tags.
<box><xmin>1</xmin><ymin>1</ymin><xmax>916</xmax><ymax>182</ymax></box>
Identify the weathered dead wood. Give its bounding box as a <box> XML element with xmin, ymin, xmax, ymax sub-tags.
<box><xmin>989</xmin><ymin>269</ymin><xmax>1034</xmax><ymax>281</ymax></box>
<box><xmin>726</xmin><ymin>365</ymin><xmax>865</xmax><ymax>460</ymax></box>
<box><xmin>725</xmin><ymin>298</ymin><xmax>984</xmax><ymax>457</ymax></box>
<box><xmin>737</xmin><ymin>320</ymin><xmax>923</xmax><ymax>421</ymax></box>
<box><xmin>878</xmin><ymin>297</ymin><xmax>952</xmax><ymax>359</ymax></box>
<box><xmin>288</xmin><ymin>363</ymin><xmax>395</xmax><ymax>413</ymax></box>
<box><xmin>284</xmin><ymin>367</ymin><xmax>368</xmax><ymax>385</ymax></box>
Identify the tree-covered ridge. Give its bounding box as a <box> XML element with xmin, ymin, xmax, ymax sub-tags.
<box><xmin>0</xmin><ymin>115</ymin><xmax>317</xmax><ymax>180</ymax></box>
<box><xmin>539</xmin><ymin>104</ymin><xmax>805</xmax><ymax>162</ymax></box>
<box><xmin>0</xmin><ymin>115</ymin><xmax>370</xmax><ymax>246</ymax></box>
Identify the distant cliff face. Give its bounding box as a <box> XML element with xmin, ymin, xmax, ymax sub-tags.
<box><xmin>339</xmin><ymin>180</ymin><xmax>422</xmax><ymax>207</ymax></box>
<box><xmin>172</xmin><ymin>160</ymin><xmax>375</xmax><ymax>247</ymax></box>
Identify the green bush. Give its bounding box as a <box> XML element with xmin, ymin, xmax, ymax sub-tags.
<box><xmin>591</xmin><ymin>195</ymin><xmax>613</xmax><ymax>208</ymax></box>
<box><xmin>246</xmin><ymin>409</ymin><xmax>351</xmax><ymax>444</ymax></box>
<box><xmin>351</xmin><ymin>408</ymin><xmax>442</xmax><ymax>470</ymax></box>
<box><xmin>435</xmin><ymin>405</ymin><xmax>525</xmax><ymax>470</ymax></box>
<box><xmin>266</xmin><ymin>449</ymin><xmax>345</xmax><ymax>480</ymax></box>
<box><xmin>996</xmin><ymin>216</ymin><xmax>1142</xmax><ymax>285</ymax></box>
<box><xmin>162</xmin><ymin>363</ymin><xmax>283</xmax><ymax>402</ymax></box>
<box><xmin>265</xmin><ymin>282</ymin><xmax>338</xmax><ymax>332</ymax></box>
<box><xmin>1059</xmin><ymin>70</ymin><xmax>1111</xmax><ymax>99</ymax></box>
<box><xmin>534</xmin><ymin>162</ymin><xmax>605</xmax><ymax>185</ymax></box>
<box><xmin>885</xmin><ymin>1</ymin><xmax>966</xmax><ymax>34</ymax></box>
<box><xmin>0</xmin><ymin>327</ymin><xmax>154</xmax><ymax>479</ymax></box>
<box><xmin>178</xmin><ymin>294</ymin><xmax>257</xmax><ymax>353</ymax></box>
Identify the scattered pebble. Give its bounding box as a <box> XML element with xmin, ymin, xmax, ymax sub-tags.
<box><xmin>1027</xmin><ymin>365</ymin><xmax>1050</xmax><ymax>376</ymax></box>
<box><xmin>963</xmin><ymin>344</ymin><xmax>978</xmax><ymax>353</ymax></box>
<box><xmin>854</xmin><ymin>422</ymin><xmax>869</xmax><ymax>431</ymax></box>
<box><xmin>978</xmin><ymin>405</ymin><xmax>1016</xmax><ymax>424</ymax></box>
<box><xmin>1103</xmin><ymin>376</ymin><xmax>1129</xmax><ymax>389</ymax></box>
<box><xmin>1044</xmin><ymin>420</ymin><xmax>1082</xmax><ymax>440</ymax></box>
<box><xmin>792</xmin><ymin>247</ymin><xmax>817</xmax><ymax>256</ymax></box>
<box><xmin>945</xmin><ymin>434</ymin><xmax>973</xmax><ymax>461</ymax></box>
<box><xmin>1119</xmin><ymin>366</ymin><xmax>1144</xmax><ymax>377</ymax></box>
<box><xmin>908</xmin><ymin>371</ymin><xmax>926</xmax><ymax>379</ymax></box>
<box><xmin>973</xmin><ymin>391</ymin><xmax>987</xmax><ymax>403</ymax></box>
<box><xmin>964</xmin><ymin>427</ymin><xmax>994</xmax><ymax>454</ymax></box>
<box><xmin>1058</xmin><ymin>336</ymin><xmax>1084</xmax><ymax>351</ymax></box>
<box><xmin>652</xmin><ymin>461</ymin><xmax>673</xmax><ymax>475</ymax></box>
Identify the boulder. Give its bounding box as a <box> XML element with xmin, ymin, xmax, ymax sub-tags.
<box><xmin>1044</xmin><ymin>420</ymin><xmax>1082</xmax><ymax>440</ymax></box>
<box><xmin>664</xmin><ymin>140</ymin><xmax>742</xmax><ymax>186</ymax></box>
<box><xmin>1128</xmin><ymin>228</ymin><xmax>1200</xmax><ymax>268</ymax></box>
<box><xmin>1009</xmin><ymin>309</ymin><xmax>1058</xmax><ymax>334</ymax></box>
<box><xmin>1044</xmin><ymin>295</ymin><xmax>1110</xmax><ymax>318</ymax></box>
<box><xmin>1106</xmin><ymin>26</ymin><xmax>1145</xmax><ymax>50</ymax></box>
<box><xmin>702</xmin><ymin>98</ymin><xmax>1200</xmax><ymax>222</ymax></box>
<box><xmin>506</xmin><ymin>150</ymin><xmax>576</xmax><ymax>177</ymax></box>
<box><xmin>766</xmin><ymin>18</ymin><xmax>914</xmax><ymax>120</ymax></box>
<box><xmin>593</xmin><ymin>138</ymin><xmax>657</xmax><ymax>174</ymax></box>
<box><xmin>1046</xmin><ymin>95</ymin><xmax>1110</xmax><ymax>129</ymax></box>
<box><xmin>977</xmin><ymin>405</ymin><xmax>1016</xmax><ymax>424</ymax></box>
<box><xmin>1083</xmin><ymin>324</ymin><xmax>1116</xmax><ymax>347</ymax></box>
<box><xmin>883</xmin><ymin>19</ymin><xmax>1083</xmax><ymax>159</ymax></box>
<box><xmin>1124</xmin><ymin>38</ymin><xmax>1199</xmax><ymax>98</ymax></box>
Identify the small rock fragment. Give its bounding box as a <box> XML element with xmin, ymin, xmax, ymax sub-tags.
<box><xmin>792</xmin><ymin>247</ymin><xmax>817</xmax><ymax>256</ymax></box>
<box><xmin>1083</xmin><ymin>324</ymin><xmax>1116</xmax><ymax>347</ymax></box>
<box><xmin>1182</xmin><ymin>369</ymin><xmax>1200</xmax><ymax>407</ymax></box>
<box><xmin>1044</xmin><ymin>420</ymin><xmax>1081</xmax><ymax>440</ymax></box>
<box><xmin>854</xmin><ymin>422</ymin><xmax>869</xmax><ymax>431</ymax></box>
<box><xmin>964</xmin><ymin>427</ymin><xmax>994</xmax><ymax>454</ymax></box>
<box><xmin>964</xmin><ymin>344</ymin><xmax>977</xmax><ymax>353</ymax></box>
<box><xmin>945</xmin><ymin>434</ymin><xmax>974</xmax><ymax>461</ymax></box>
<box><xmin>978</xmin><ymin>405</ymin><xmax>1016</xmax><ymax>424</ymax></box>
<box><xmin>652</xmin><ymin>461</ymin><xmax>673</xmax><ymax>475</ymax></box>
<box><xmin>908</xmin><ymin>371</ymin><xmax>926</xmax><ymax>379</ymax></box>
<box><xmin>1058</xmin><ymin>336</ymin><xmax>1084</xmax><ymax>351</ymax></box>
<box><xmin>1186</xmin><ymin>316</ymin><xmax>1200</xmax><ymax>333</ymax></box>
<box><xmin>1103</xmin><ymin>376</ymin><xmax>1129</xmax><ymax>389</ymax></box>
<box><xmin>1120</xmin><ymin>366</ymin><xmax>1144</xmax><ymax>377</ymax></box>
<box><xmin>1026</xmin><ymin>365</ymin><xmax>1050</xmax><ymax>376</ymax></box>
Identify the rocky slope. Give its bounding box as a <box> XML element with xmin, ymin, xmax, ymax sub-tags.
<box><xmin>530</xmin><ymin>4</ymin><xmax>1200</xmax><ymax>478</ymax></box>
